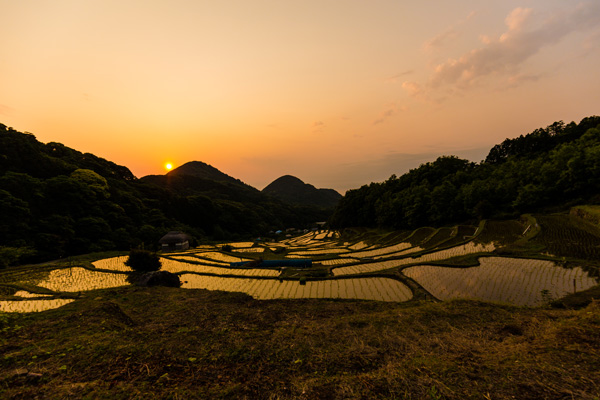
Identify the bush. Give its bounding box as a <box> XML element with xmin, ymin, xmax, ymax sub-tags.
<box><xmin>0</xmin><ymin>246</ymin><xmax>36</xmax><ymax>268</ymax></box>
<box><xmin>125</xmin><ymin>249</ymin><xmax>162</xmax><ymax>272</ymax></box>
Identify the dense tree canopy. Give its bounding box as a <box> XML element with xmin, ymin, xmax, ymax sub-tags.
<box><xmin>330</xmin><ymin>116</ymin><xmax>600</xmax><ymax>230</ymax></box>
<box><xmin>0</xmin><ymin>123</ymin><xmax>330</xmax><ymax>265</ymax></box>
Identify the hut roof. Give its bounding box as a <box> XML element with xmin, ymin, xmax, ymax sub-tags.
<box><xmin>159</xmin><ymin>231</ymin><xmax>190</xmax><ymax>244</ymax></box>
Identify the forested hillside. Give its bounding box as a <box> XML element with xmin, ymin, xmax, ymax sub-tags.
<box><xmin>0</xmin><ymin>124</ymin><xmax>328</xmax><ymax>265</ymax></box>
<box><xmin>330</xmin><ymin>116</ymin><xmax>600</xmax><ymax>229</ymax></box>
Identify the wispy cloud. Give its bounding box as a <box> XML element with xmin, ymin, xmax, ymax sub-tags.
<box><xmin>406</xmin><ymin>3</ymin><xmax>600</xmax><ymax>98</ymax></box>
<box><xmin>423</xmin><ymin>11</ymin><xmax>476</xmax><ymax>52</ymax></box>
<box><xmin>311</xmin><ymin>121</ymin><xmax>325</xmax><ymax>132</ymax></box>
<box><xmin>373</xmin><ymin>103</ymin><xmax>407</xmax><ymax>125</ymax></box>
<box><xmin>385</xmin><ymin>70</ymin><xmax>414</xmax><ymax>84</ymax></box>
<box><xmin>505</xmin><ymin>73</ymin><xmax>541</xmax><ymax>89</ymax></box>
<box><xmin>0</xmin><ymin>104</ymin><xmax>14</xmax><ymax>116</ymax></box>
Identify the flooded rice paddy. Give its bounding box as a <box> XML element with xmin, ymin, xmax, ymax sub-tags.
<box><xmin>0</xmin><ymin>298</ymin><xmax>75</xmax><ymax>313</ymax></box>
<box><xmin>404</xmin><ymin>257</ymin><xmax>598</xmax><ymax>306</ymax></box>
<box><xmin>180</xmin><ymin>275</ymin><xmax>413</xmax><ymax>302</ymax></box>
<box><xmin>1</xmin><ymin>227</ymin><xmax>598</xmax><ymax>312</ymax></box>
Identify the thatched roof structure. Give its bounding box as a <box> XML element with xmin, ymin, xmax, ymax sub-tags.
<box><xmin>159</xmin><ymin>231</ymin><xmax>190</xmax><ymax>251</ymax></box>
<box><xmin>159</xmin><ymin>231</ymin><xmax>189</xmax><ymax>244</ymax></box>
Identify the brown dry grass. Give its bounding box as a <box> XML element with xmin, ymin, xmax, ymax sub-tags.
<box><xmin>2</xmin><ymin>286</ymin><xmax>599</xmax><ymax>399</ymax></box>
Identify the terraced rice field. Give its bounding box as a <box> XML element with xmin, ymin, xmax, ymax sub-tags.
<box><xmin>163</xmin><ymin>255</ymin><xmax>228</xmax><ymax>267</ymax></box>
<box><xmin>287</xmin><ymin>248</ymin><xmax>350</xmax><ymax>256</ymax></box>
<box><xmin>180</xmin><ymin>275</ymin><xmax>413</xmax><ymax>302</ymax></box>
<box><xmin>348</xmin><ymin>241</ymin><xmax>370</xmax><ymax>250</ymax></box>
<box><xmin>404</xmin><ymin>257</ymin><xmax>598</xmax><ymax>306</ymax></box>
<box><xmin>2</xmin><ymin>221</ymin><xmax>598</xmax><ymax>312</ymax></box>
<box><xmin>332</xmin><ymin>242</ymin><xmax>496</xmax><ymax>275</ymax></box>
<box><xmin>0</xmin><ymin>299</ymin><xmax>75</xmax><ymax>313</ymax></box>
<box><xmin>187</xmin><ymin>251</ymin><xmax>252</xmax><ymax>263</ymax></box>
<box><xmin>94</xmin><ymin>256</ymin><xmax>279</xmax><ymax>277</ymax></box>
<box><xmin>346</xmin><ymin>242</ymin><xmax>414</xmax><ymax>258</ymax></box>
<box><xmin>156</xmin><ymin>259</ymin><xmax>280</xmax><ymax>277</ymax></box>
<box><xmin>535</xmin><ymin>215</ymin><xmax>600</xmax><ymax>259</ymax></box>
<box><xmin>36</xmin><ymin>268</ymin><xmax>129</xmax><ymax>292</ymax></box>
<box><xmin>93</xmin><ymin>256</ymin><xmax>131</xmax><ymax>271</ymax></box>
<box><xmin>232</xmin><ymin>247</ymin><xmax>265</xmax><ymax>253</ymax></box>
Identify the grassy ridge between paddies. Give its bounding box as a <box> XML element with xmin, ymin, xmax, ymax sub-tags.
<box><xmin>1</xmin><ymin>286</ymin><xmax>599</xmax><ymax>399</ymax></box>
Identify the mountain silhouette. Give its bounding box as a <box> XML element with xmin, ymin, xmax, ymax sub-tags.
<box><xmin>262</xmin><ymin>175</ymin><xmax>342</xmax><ymax>209</ymax></box>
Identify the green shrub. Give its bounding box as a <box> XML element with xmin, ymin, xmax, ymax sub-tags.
<box><xmin>125</xmin><ymin>249</ymin><xmax>162</xmax><ymax>272</ymax></box>
<box><xmin>0</xmin><ymin>246</ymin><xmax>36</xmax><ymax>268</ymax></box>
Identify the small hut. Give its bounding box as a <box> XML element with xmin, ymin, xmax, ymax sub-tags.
<box><xmin>159</xmin><ymin>231</ymin><xmax>190</xmax><ymax>251</ymax></box>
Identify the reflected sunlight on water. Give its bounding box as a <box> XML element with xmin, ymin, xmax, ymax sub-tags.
<box><xmin>0</xmin><ymin>299</ymin><xmax>74</xmax><ymax>313</ymax></box>
<box><xmin>180</xmin><ymin>275</ymin><xmax>413</xmax><ymax>302</ymax></box>
<box><xmin>404</xmin><ymin>257</ymin><xmax>598</xmax><ymax>306</ymax></box>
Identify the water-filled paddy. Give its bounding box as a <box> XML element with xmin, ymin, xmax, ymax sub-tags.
<box><xmin>0</xmin><ymin>299</ymin><xmax>75</xmax><ymax>313</ymax></box>
<box><xmin>94</xmin><ymin>257</ymin><xmax>280</xmax><ymax>277</ymax></box>
<box><xmin>333</xmin><ymin>242</ymin><xmax>496</xmax><ymax>275</ymax></box>
<box><xmin>37</xmin><ymin>268</ymin><xmax>129</xmax><ymax>292</ymax></box>
<box><xmin>180</xmin><ymin>275</ymin><xmax>413</xmax><ymax>302</ymax></box>
<box><xmin>404</xmin><ymin>257</ymin><xmax>598</xmax><ymax>306</ymax></box>
<box><xmin>2</xmin><ymin>230</ymin><xmax>598</xmax><ymax>312</ymax></box>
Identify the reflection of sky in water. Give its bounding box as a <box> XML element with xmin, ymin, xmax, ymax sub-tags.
<box><xmin>181</xmin><ymin>274</ymin><xmax>413</xmax><ymax>302</ymax></box>
<box><xmin>334</xmin><ymin>242</ymin><xmax>496</xmax><ymax>275</ymax></box>
<box><xmin>3</xmin><ymin>234</ymin><xmax>590</xmax><ymax>312</ymax></box>
<box><xmin>0</xmin><ymin>299</ymin><xmax>74</xmax><ymax>313</ymax></box>
<box><xmin>404</xmin><ymin>257</ymin><xmax>598</xmax><ymax>306</ymax></box>
<box><xmin>36</xmin><ymin>268</ymin><xmax>128</xmax><ymax>292</ymax></box>
<box><xmin>13</xmin><ymin>290</ymin><xmax>51</xmax><ymax>298</ymax></box>
<box><xmin>94</xmin><ymin>257</ymin><xmax>280</xmax><ymax>277</ymax></box>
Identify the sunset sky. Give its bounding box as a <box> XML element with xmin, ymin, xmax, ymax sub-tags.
<box><xmin>1</xmin><ymin>1</ymin><xmax>599</xmax><ymax>192</ymax></box>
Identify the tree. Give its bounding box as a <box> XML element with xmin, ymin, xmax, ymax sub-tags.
<box><xmin>70</xmin><ymin>169</ymin><xmax>110</xmax><ymax>198</ymax></box>
<box><xmin>125</xmin><ymin>249</ymin><xmax>162</xmax><ymax>272</ymax></box>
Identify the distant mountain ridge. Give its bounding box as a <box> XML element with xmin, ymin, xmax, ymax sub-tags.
<box><xmin>142</xmin><ymin>161</ymin><xmax>252</xmax><ymax>188</ymax></box>
<box><xmin>0</xmin><ymin>125</ymin><xmax>333</xmax><ymax>264</ymax></box>
<box><xmin>262</xmin><ymin>175</ymin><xmax>342</xmax><ymax>209</ymax></box>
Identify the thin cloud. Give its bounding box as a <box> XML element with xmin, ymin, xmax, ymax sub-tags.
<box><xmin>0</xmin><ymin>104</ymin><xmax>14</xmax><ymax>116</ymax></box>
<box><xmin>423</xmin><ymin>11</ymin><xmax>476</xmax><ymax>52</ymax></box>
<box><xmin>407</xmin><ymin>3</ymin><xmax>600</xmax><ymax>98</ymax></box>
<box><xmin>506</xmin><ymin>73</ymin><xmax>541</xmax><ymax>89</ymax></box>
<box><xmin>373</xmin><ymin>103</ymin><xmax>406</xmax><ymax>125</ymax></box>
<box><xmin>582</xmin><ymin>29</ymin><xmax>600</xmax><ymax>53</ymax></box>
<box><xmin>311</xmin><ymin>121</ymin><xmax>325</xmax><ymax>132</ymax></box>
<box><xmin>385</xmin><ymin>70</ymin><xmax>414</xmax><ymax>84</ymax></box>
<box><xmin>401</xmin><ymin>81</ymin><xmax>423</xmax><ymax>99</ymax></box>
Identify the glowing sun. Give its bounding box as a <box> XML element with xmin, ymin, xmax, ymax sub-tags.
<box><xmin>165</xmin><ymin>163</ymin><xmax>173</xmax><ymax>171</ymax></box>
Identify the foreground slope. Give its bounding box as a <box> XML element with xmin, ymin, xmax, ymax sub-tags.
<box><xmin>1</xmin><ymin>208</ymin><xmax>599</xmax><ymax>398</ymax></box>
<box><xmin>1</xmin><ymin>287</ymin><xmax>599</xmax><ymax>399</ymax></box>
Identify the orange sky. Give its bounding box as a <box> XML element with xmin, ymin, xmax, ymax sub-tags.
<box><xmin>1</xmin><ymin>1</ymin><xmax>599</xmax><ymax>192</ymax></box>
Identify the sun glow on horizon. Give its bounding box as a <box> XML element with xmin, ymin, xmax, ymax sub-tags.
<box><xmin>1</xmin><ymin>1</ymin><xmax>599</xmax><ymax>192</ymax></box>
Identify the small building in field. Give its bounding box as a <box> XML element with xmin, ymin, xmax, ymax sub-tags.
<box><xmin>159</xmin><ymin>231</ymin><xmax>190</xmax><ymax>251</ymax></box>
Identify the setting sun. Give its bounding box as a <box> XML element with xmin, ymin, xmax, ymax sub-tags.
<box><xmin>165</xmin><ymin>163</ymin><xmax>173</xmax><ymax>171</ymax></box>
